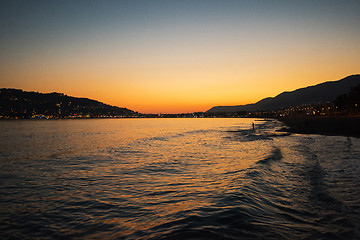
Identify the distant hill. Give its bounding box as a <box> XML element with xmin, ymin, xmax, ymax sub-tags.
<box><xmin>0</xmin><ymin>89</ymin><xmax>136</xmax><ymax>118</ymax></box>
<box><xmin>207</xmin><ymin>75</ymin><xmax>360</xmax><ymax>113</ymax></box>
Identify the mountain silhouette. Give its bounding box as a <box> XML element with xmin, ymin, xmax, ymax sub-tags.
<box><xmin>0</xmin><ymin>89</ymin><xmax>136</xmax><ymax>118</ymax></box>
<box><xmin>207</xmin><ymin>75</ymin><xmax>360</xmax><ymax>113</ymax></box>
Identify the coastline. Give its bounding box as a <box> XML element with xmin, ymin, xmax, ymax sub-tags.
<box><xmin>277</xmin><ymin>116</ymin><xmax>360</xmax><ymax>138</ymax></box>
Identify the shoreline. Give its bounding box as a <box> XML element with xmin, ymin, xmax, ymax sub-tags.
<box><xmin>277</xmin><ymin>116</ymin><xmax>360</xmax><ymax>138</ymax></box>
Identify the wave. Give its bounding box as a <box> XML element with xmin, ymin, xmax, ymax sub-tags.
<box><xmin>2</xmin><ymin>119</ymin><xmax>360</xmax><ymax>239</ymax></box>
<box><xmin>256</xmin><ymin>147</ymin><xmax>283</xmax><ymax>165</ymax></box>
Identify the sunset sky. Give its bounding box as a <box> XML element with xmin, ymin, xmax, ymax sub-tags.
<box><xmin>1</xmin><ymin>0</ymin><xmax>359</xmax><ymax>113</ymax></box>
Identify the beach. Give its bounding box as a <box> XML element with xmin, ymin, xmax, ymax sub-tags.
<box><xmin>278</xmin><ymin>116</ymin><xmax>360</xmax><ymax>137</ymax></box>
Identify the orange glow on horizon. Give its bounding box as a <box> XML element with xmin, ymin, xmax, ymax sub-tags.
<box><xmin>2</xmin><ymin>67</ymin><xmax>359</xmax><ymax>114</ymax></box>
<box><xmin>1</xmin><ymin>2</ymin><xmax>359</xmax><ymax>114</ymax></box>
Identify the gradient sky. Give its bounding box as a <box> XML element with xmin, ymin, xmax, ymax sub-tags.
<box><xmin>1</xmin><ymin>0</ymin><xmax>360</xmax><ymax>113</ymax></box>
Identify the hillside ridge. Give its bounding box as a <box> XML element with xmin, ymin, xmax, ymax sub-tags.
<box><xmin>0</xmin><ymin>88</ymin><xmax>136</xmax><ymax>118</ymax></box>
<box><xmin>207</xmin><ymin>75</ymin><xmax>360</xmax><ymax>113</ymax></box>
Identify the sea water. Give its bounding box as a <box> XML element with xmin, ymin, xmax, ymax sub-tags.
<box><xmin>0</xmin><ymin>118</ymin><xmax>359</xmax><ymax>239</ymax></box>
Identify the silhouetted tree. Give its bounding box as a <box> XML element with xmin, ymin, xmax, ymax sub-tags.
<box><xmin>335</xmin><ymin>84</ymin><xmax>360</xmax><ymax>114</ymax></box>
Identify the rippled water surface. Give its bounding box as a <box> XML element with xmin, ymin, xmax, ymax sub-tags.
<box><xmin>1</xmin><ymin>118</ymin><xmax>359</xmax><ymax>239</ymax></box>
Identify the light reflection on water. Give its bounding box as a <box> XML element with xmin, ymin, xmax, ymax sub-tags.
<box><xmin>0</xmin><ymin>118</ymin><xmax>359</xmax><ymax>239</ymax></box>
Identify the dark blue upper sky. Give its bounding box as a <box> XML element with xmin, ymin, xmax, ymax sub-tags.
<box><xmin>1</xmin><ymin>0</ymin><xmax>360</xmax><ymax>113</ymax></box>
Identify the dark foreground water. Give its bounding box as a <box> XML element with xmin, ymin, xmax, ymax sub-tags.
<box><xmin>0</xmin><ymin>118</ymin><xmax>359</xmax><ymax>239</ymax></box>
